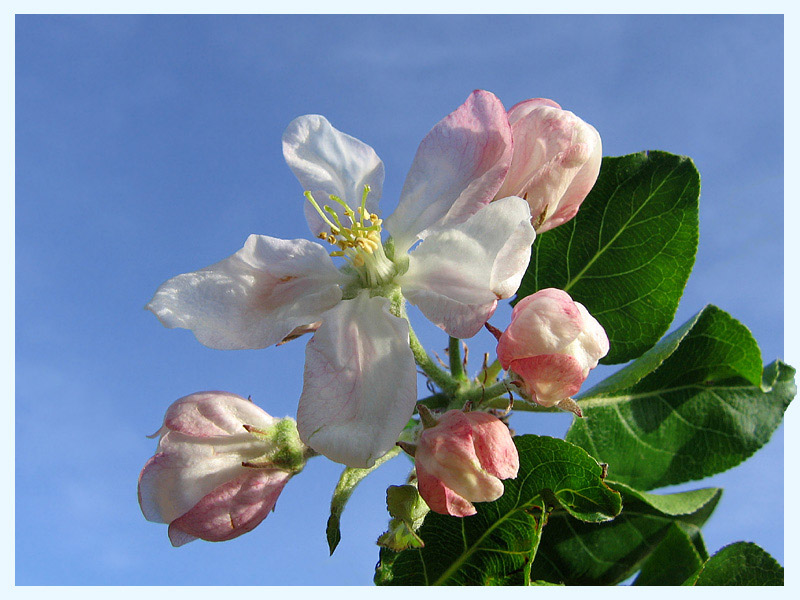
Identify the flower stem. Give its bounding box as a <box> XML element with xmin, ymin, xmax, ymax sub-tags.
<box><xmin>407</xmin><ymin>324</ymin><xmax>459</xmax><ymax>394</ymax></box>
<box><xmin>448</xmin><ymin>336</ymin><xmax>467</xmax><ymax>381</ymax></box>
<box><xmin>460</xmin><ymin>380</ymin><xmax>511</xmax><ymax>405</ymax></box>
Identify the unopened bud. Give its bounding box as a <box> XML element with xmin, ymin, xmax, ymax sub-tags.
<box><xmin>497</xmin><ymin>288</ymin><xmax>608</xmax><ymax>409</ymax></box>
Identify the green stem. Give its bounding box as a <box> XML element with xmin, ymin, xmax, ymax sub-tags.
<box><xmin>407</xmin><ymin>323</ymin><xmax>459</xmax><ymax>394</ymax></box>
<box><xmin>448</xmin><ymin>337</ymin><xmax>466</xmax><ymax>381</ymax></box>
<box><xmin>460</xmin><ymin>380</ymin><xmax>510</xmax><ymax>405</ymax></box>
<box><xmin>524</xmin><ymin>505</ymin><xmax>546</xmax><ymax>586</ymax></box>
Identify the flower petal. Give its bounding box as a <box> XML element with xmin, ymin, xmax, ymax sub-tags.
<box><xmin>398</xmin><ymin>196</ymin><xmax>535</xmax><ymax>338</ymax></box>
<box><xmin>497</xmin><ymin>288</ymin><xmax>584</xmax><ymax>369</ymax></box>
<box><xmin>146</xmin><ymin>234</ymin><xmax>347</xmax><ymax>350</ymax></box>
<box><xmin>138</xmin><ymin>431</ymin><xmax>267</xmax><ymax>524</ymax></box>
<box><xmin>167</xmin><ymin>469</ymin><xmax>291</xmax><ymax>546</ymax></box>
<box><xmin>386</xmin><ymin>90</ymin><xmax>513</xmax><ymax>253</ymax></box>
<box><xmin>416</xmin><ymin>410</ymin><xmax>504</xmax><ymax>503</ymax></box>
<box><xmin>509</xmin><ymin>354</ymin><xmax>586</xmax><ymax>406</ymax></box>
<box><xmin>282</xmin><ymin>115</ymin><xmax>384</xmax><ymax>236</ymax></box>
<box><xmin>506</xmin><ymin>98</ymin><xmax>562</xmax><ymax>124</ymax></box>
<box><xmin>463</xmin><ymin>411</ymin><xmax>519</xmax><ymax>481</ymax></box>
<box><xmin>496</xmin><ymin>102</ymin><xmax>602</xmax><ymax>233</ymax></box>
<box><xmin>416</xmin><ymin>461</ymin><xmax>476</xmax><ymax>517</ymax></box>
<box><xmin>296</xmin><ymin>292</ymin><xmax>417</xmax><ymax>468</ymax></box>
<box><xmin>160</xmin><ymin>391</ymin><xmax>278</xmax><ymax>438</ymax></box>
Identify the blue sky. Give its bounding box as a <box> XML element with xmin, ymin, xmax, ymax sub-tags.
<box><xmin>15</xmin><ymin>14</ymin><xmax>785</xmax><ymax>585</ymax></box>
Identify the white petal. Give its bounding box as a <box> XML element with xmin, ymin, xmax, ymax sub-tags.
<box><xmin>565</xmin><ymin>302</ymin><xmax>610</xmax><ymax>373</ymax></box>
<box><xmin>138</xmin><ymin>431</ymin><xmax>266</xmax><ymax>524</ymax></box>
<box><xmin>146</xmin><ymin>235</ymin><xmax>347</xmax><ymax>350</ymax></box>
<box><xmin>397</xmin><ymin>197</ymin><xmax>535</xmax><ymax>338</ymax></box>
<box><xmin>162</xmin><ymin>391</ymin><xmax>278</xmax><ymax>437</ymax></box>
<box><xmin>386</xmin><ymin>90</ymin><xmax>513</xmax><ymax>253</ymax></box>
<box><xmin>282</xmin><ymin>115</ymin><xmax>384</xmax><ymax>236</ymax></box>
<box><xmin>296</xmin><ymin>292</ymin><xmax>417</xmax><ymax>468</ymax></box>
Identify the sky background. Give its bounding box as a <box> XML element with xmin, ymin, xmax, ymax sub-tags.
<box><xmin>15</xmin><ymin>14</ymin><xmax>785</xmax><ymax>585</ymax></box>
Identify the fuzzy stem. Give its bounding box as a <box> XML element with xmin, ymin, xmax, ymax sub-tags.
<box><xmin>408</xmin><ymin>325</ymin><xmax>459</xmax><ymax>394</ymax></box>
<box><xmin>448</xmin><ymin>336</ymin><xmax>467</xmax><ymax>381</ymax></box>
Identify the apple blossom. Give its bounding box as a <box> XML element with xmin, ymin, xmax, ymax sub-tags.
<box><xmin>496</xmin><ymin>288</ymin><xmax>609</xmax><ymax>410</ymax></box>
<box><xmin>412</xmin><ymin>409</ymin><xmax>519</xmax><ymax>517</ymax></box>
<box><xmin>138</xmin><ymin>391</ymin><xmax>308</xmax><ymax>546</ymax></box>
<box><xmin>146</xmin><ymin>90</ymin><xmax>535</xmax><ymax>469</ymax></box>
<box><xmin>494</xmin><ymin>98</ymin><xmax>602</xmax><ymax>233</ymax></box>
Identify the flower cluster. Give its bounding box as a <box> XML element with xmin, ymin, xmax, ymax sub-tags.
<box><xmin>139</xmin><ymin>90</ymin><xmax>608</xmax><ymax>543</ymax></box>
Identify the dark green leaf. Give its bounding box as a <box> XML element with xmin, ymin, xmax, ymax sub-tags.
<box><xmin>634</xmin><ymin>523</ymin><xmax>704</xmax><ymax>585</ymax></box>
<box><xmin>532</xmin><ymin>483</ymin><xmax>721</xmax><ymax>585</ymax></box>
<box><xmin>375</xmin><ymin>435</ymin><xmax>621</xmax><ymax>586</ymax></box>
<box><xmin>326</xmin><ymin>446</ymin><xmax>400</xmax><ymax>555</ymax></box>
<box><xmin>567</xmin><ymin>305</ymin><xmax>794</xmax><ymax>489</ymax></box>
<box><xmin>516</xmin><ymin>151</ymin><xmax>700</xmax><ymax>364</ymax></box>
<box><xmin>686</xmin><ymin>542</ymin><xmax>783</xmax><ymax>586</ymax></box>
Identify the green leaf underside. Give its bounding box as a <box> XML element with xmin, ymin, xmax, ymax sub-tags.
<box><xmin>634</xmin><ymin>523</ymin><xmax>704</xmax><ymax>585</ymax></box>
<box><xmin>686</xmin><ymin>542</ymin><xmax>784</xmax><ymax>586</ymax></box>
<box><xmin>326</xmin><ymin>446</ymin><xmax>400</xmax><ymax>555</ymax></box>
<box><xmin>567</xmin><ymin>305</ymin><xmax>794</xmax><ymax>490</ymax></box>
<box><xmin>532</xmin><ymin>483</ymin><xmax>721</xmax><ymax>585</ymax></box>
<box><xmin>375</xmin><ymin>435</ymin><xmax>621</xmax><ymax>586</ymax></box>
<box><xmin>516</xmin><ymin>151</ymin><xmax>700</xmax><ymax>364</ymax></box>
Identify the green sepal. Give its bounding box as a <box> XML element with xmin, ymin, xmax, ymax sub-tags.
<box><xmin>377</xmin><ymin>485</ymin><xmax>429</xmax><ymax>551</ymax></box>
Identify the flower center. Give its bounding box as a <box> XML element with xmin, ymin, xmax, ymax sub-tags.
<box><xmin>304</xmin><ymin>186</ymin><xmax>396</xmax><ymax>289</ymax></box>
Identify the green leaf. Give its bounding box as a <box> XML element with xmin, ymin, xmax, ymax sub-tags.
<box><xmin>532</xmin><ymin>483</ymin><xmax>721</xmax><ymax>585</ymax></box>
<box><xmin>686</xmin><ymin>542</ymin><xmax>784</xmax><ymax>586</ymax></box>
<box><xmin>374</xmin><ymin>435</ymin><xmax>621</xmax><ymax>586</ymax></box>
<box><xmin>516</xmin><ymin>151</ymin><xmax>700</xmax><ymax>364</ymax></box>
<box><xmin>325</xmin><ymin>446</ymin><xmax>400</xmax><ymax>555</ymax></box>
<box><xmin>634</xmin><ymin>523</ymin><xmax>704</xmax><ymax>585</ymax></box>
<box><xmin>567</xmin><ymin>305</ymin><xmax>794</xmax><ymax>489</ymax></box>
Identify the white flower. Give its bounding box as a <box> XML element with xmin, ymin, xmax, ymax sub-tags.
<box><xmin>147</xmin><ymin>90</ymin><xmax>536</xmax><ymax>468</ymax></box>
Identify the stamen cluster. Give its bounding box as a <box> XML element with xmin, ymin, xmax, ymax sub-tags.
<box><xmin>305</xmin><ymin>185</ymin><xmax>383</xmax><ymax>268</ymax></box>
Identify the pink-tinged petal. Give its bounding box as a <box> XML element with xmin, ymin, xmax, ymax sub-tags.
<box><xmin>296</xmin><ymin>292</ymin><xmax>417</xmax><ymax>468</ymax></box>
<box><xmin>495</xmin><ymin>103</ymin><xmax>601</xmax><ymax>233</ymax></box>
<box><xmin>416</xmin><ymin>410</ymin><xmax>504</xmax><ymax>503</ymax></box>
<box><xmin>167</xmin><ymin>469</ymin><xmax>290</xmax><ymax>546</ymax></box>
<box><xmin>166</xmin><ymin>525</ymin><xmax>197</xmax><ymax>547</ymax></box>
<box><xmin>162</xmin><ymin>391</ymin><xmax>277</xmax><ymax>437</ymax></box>
<box><xmin>416</xmin><ymin>461</ymin><xmax>476</xmax><ymax>517</ymax></box>
<box><xmin>398</xmin><ymin>197</ymin><xmax>534</xmax><ymax>338</ymax></box>
<box><xmin>497</xmin><ymin>288</ymin><xmax>583</xmax><ymax>369</ymax></box>
<box><xmin>573</xmin><ymin>301</ymin><xmax>610</xmax><ymax>366</ymax></box>
<box><xmin>138</xmin><ymin>431</ymin><xmax>267</xmax><ymax>523</ymax></box>
<box><xmin>282</xmin><ymin>115</ymin><xmax>384</xmax><ymax>236</ymax></box>
<box><xmin>146</xmin><ymin>234</ymin><xmax>347</xmax><ymax>350</ymax></box>
<box><xmin>386</xmin><ymin>90</ymin><xmax>513</xmax><ymax>253</ymax></box>
<box><xmin>463</xmin><ymin>412</ymin><xmax>519</xmax><ymax>480</ymax></box>
<box><xmin>509</xmin><ymin>354</ymin><xmax>586</xmax><ymax>407</ymax></box>
<box><xmin>507</xmin><ymin>98</ymin><xmax>562</xmax><ymax>125</ymax></box>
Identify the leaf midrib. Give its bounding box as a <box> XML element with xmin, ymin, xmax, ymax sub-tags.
<box><xmin>563</xmin><ymin>162</ymin><xmax>684</xmax><ymax>293</ymax></box>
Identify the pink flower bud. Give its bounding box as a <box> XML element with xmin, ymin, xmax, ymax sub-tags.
<box><xmin>497</xmin><ymin>288</ymin><xmax>609</xmax><ymax>407</ymax></box>
<box><xmin>138</xmin><ymin>391</ymin><xmax>304</xmax><ymax>546</ymax></box>
<box><xmin>415</xmin><ymin>410</ymin><xmax>519</xmax><ymax>517</ymax></box>
<box><xmin>495</xmin><ymin>99</ymin><xmax>602</xmax><ymax>233</ymax></box>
